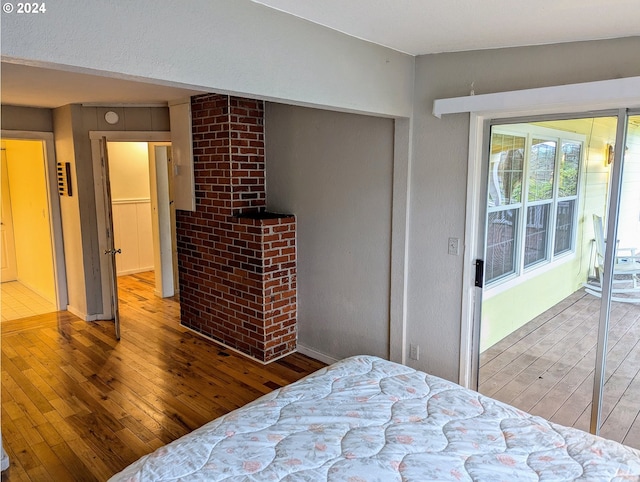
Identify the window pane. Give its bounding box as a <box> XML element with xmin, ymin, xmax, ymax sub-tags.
<box><xmin>524</xmin><ymin>204</ymin><xmax>550</xmax><ymax>267</ymax></box>
<box><xmin>559</xmin><ymin>141</ymin><xmax>581</xmax><ymax>197</ymax></box>
<box><xmin>528</xmin><ymin>139</ymin><xmax>556</xmax><ymax>202</ymax></box>
<box><xmin>554</xmin><ymin>199</ymin><xmax>575</xmax><ymax>255</ymax></box>
<box><xmin>488</xmin><ymin>133</ymin><xmax>525</xmax><ymax>207</ymax></box>
<box><xmin>486</xmin><ymin>209</ymin><xmax>519</xmax><ymax>283</ymax></box>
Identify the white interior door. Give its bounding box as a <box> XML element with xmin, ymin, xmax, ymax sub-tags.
<box><xmin>1</xmin><ymin>149</ymin><xmax>18</xmax><ymax>282</ymax></box>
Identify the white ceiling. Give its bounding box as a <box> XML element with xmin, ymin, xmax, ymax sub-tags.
<box><xmin>2</xmin><ymin>1</ymin><xmax>639</xmax><ymax>109</ymax></box>
<box><xmin>253</xmin><ymin>0</ymin><xmax>640</xmax><ymax>55</ymax></box>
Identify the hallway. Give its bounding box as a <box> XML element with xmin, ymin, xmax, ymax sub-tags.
<box><xmin>1</xmin><ymin>282</ymin><xmax>56</xmax><ymax>322</ymax></box>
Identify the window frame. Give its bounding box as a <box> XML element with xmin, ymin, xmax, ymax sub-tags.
<box><xmin>485</xmin><ymin>124</ymin><xmax>585</xmax><ymax>289</ymax></box>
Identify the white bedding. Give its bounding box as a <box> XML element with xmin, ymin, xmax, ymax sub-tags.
<box><xmin>110</xmin><ymin>355</ymin><xmax>640</xmax><ymax>481</ymax></box>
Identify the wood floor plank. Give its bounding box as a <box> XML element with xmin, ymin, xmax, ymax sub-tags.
<box><xmin>114</xmin><ymin>427</ymin><xmax>156</xmax><ymax>459</ymax></box>
<box><xmin>1</xmin><ymin>271</ymin><xmax>326</xmax><ymax>479</ymax></box>
<box><xmin>118</xmin><ymin>415</ymin><xmax>161</xmax><ymax>445</ymax></box>
<box><xmin>623</xmin><ymin>412</ymin><xmax>640</xmax><ymax>448</ymax></box>
<box><xmin>42</xmin><ymin>411</ymin><xmax>81</xmax><ymax>443</ymax></box>
<box><xmin>29</xmin><ymin>442</ymin><xmax>75</xmax><ymax>482</ymax></box>
<box><xmin>480</xmin><ymin>300</ymin><xmax>596</xmax><ymax>397</ymax></box>
<box><xmin>63</xmin><ymin>437</ymin><xmax>111</xmax><ymax>482</ymax></box>
<box><xmin>48</xmin><ymin>441</ymin><xmax>99</xmax><ymax>482</ymax></box>
<box><xmin>34</xmin><ymin>422</ymin><xmax>65</xmax><ymax>449</ymax></box>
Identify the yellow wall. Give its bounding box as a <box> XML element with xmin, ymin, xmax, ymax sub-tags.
<box><xmin>4</xmin><ymin>139</ymin><xmax>56</xmax><ymax>303</ymax></box>
<box><xmin>480</xmin><ymin>117</ymin><xmax>619</xmax><ymax>351</ymax></box>
<box><xmin>481</xmin><ymin>261</ymin><xmax>586</xmax><ymax>350</ymax></box>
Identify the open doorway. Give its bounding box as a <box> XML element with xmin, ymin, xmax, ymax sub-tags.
<box><xmin>91</xmin><ymin>135</ymin><xmax>177</xmax><ymax>335</ymax></box>
<box><xmin>1</xmin><ymin>137</ymin><xmax>66</xmax><ymax>321</ymax></box>
<box><xmin>107</xmin><ymin>142</ymin><xmax>156</xmax><ymax>278</ymax></box>
<box><xmin>107</xmin><ymin>140</ymin><xmax>177</xmax><ymax>289</ymax></box>
<box><xmin>477</xmin><ymin>113</ymin><xmax>640</xmax><ymax>447</ymax></box>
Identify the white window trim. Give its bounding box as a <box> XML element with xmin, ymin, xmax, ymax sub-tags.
<box><xmin>484</xmin><ymin>124</ymin><xmax>585</xmax><ymax>291</ymax></box>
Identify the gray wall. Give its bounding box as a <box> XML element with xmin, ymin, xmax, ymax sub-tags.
<box><xmin>2</xmin><ymin>105</ymin><xmax>53</xmax><ymax>132</ymax></box>
<box><xmin>53</xmin><ymin>105</ymin><xmax>90</xmax><ymax>316</ymax></box>
<box><xmin>265</xmin><ymin>103</ymin><xmax>394</xmax><ymax>361</ymax></box>
<box><xmin>51</xmin><ymin>105</ymin><xmax>170</xmax><ymax>319</ymax></box>
<box><xmin>1</xmin><ymin>0</ymin><xmax>413</xmax><ymax>117</ymax></box>
<box><xmin>408</xmin><ymin>37</ymin><xmax>640</xmax><ymax>381</ymax></box>
<box><xmin>4</xmin><ymin>8</ymin><xmax>639</xmax><ymax>382</ymax></box>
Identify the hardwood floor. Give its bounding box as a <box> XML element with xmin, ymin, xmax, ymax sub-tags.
<box><xmin>1</xmin><ymin>272</ymin><xmax>326</xmax><ymax>481</ymax></box>
<box><xmin>479</xmin><ymin>288</ymin><xmax>640</xmax><ymax>449</ymax></box>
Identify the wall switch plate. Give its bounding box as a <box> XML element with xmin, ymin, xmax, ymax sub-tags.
<box><xmin>409</xmin><ymin>343</ymin><xmax>419</xmax><ymax>360</ymax></box>
<box><xmin>448</xmin><ymin>237</ymin><xmax>460</xmax><ymax>256</ymax></box>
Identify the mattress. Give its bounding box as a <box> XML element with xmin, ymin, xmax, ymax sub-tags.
<box><xmin>110</xmin><ymin>355</ymin><xmax>640</xmax><ymax>481</ymax></box>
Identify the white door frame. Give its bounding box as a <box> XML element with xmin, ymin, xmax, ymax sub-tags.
<box><xmin>89</xmin><ymin>131</ymin><xmax>171</xmax><ymax>318</ymax></box>
<box><xmin>431</xmin><ymin>76</ymin><xmax>640</xmax><ymax>388</ymax></box>
<box><xmin>1</xmin><ymin>148</ymin><xmax>19</xmax><ymax>282</ymax></box>
<box><xmin>148</xmin><ymin>143</ymin><xmax>176</xmax><ymax>297</ymax></box>
<box><xmin>1</xmin><ymin>130</ymin><xmax>68</xmax><ymax>310</ymax></box>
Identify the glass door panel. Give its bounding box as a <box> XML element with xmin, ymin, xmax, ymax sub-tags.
<box><xmin>478</xmin><ymin>116</ymin><xmax>619</xmax><ymax>436</ymax></box>
<box><xmin>599</xmin><ymin>114</ymin><xmax>640</xmax><ymax>448</ymax></box>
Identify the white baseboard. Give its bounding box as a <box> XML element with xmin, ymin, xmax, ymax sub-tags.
<box><xmin>154</xmin><ymin>288</ymin><xmax>177</xmax><ymax>298</ymax></box>
<box><xmin>67</xmin><ymin>305</ymin><xmax>116</xmax><ymax>322</ymax></box>
<box><xmin>181</xmin><ymin>326</ymin><xmax>340</xmax><ymax>367</ymax></box>
<box><xmin>117</xmin><ymin>266</ymin><xmax>154</xmax><ymax>277</ymax></box>
<box><xmin>67</xmin><ymin>305</ymin><xmax>90</xmax><ymax>321</ymax></box>
<box><xmin>181</xmin><ymin>325</ymin><xmax>295</xmax><ymax>365</ymax></box>
<box><xmin>296</xmin><ymin>344</ymin><xmax>340</xmax><ymax>365</ymax></box>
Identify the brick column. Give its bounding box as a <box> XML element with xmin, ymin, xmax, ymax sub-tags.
<box><xmin>176</xmin><ymin>94</ymin><xmax>297</xmax><ymax>362</ymax></box>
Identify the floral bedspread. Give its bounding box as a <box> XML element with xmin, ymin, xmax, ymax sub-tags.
<box><xmin>110</xmin><ymin>355</ymin><xmax>640</xmax><ymax>481</ymax></box>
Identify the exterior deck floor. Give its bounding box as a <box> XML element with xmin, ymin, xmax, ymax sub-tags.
<box><xmin>479</xmin><ymin>288</ymin><xmax>640</xmax><ymax>449</ymax></box>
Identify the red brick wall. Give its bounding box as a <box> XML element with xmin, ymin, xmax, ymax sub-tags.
<box><xmin>176</xmin><ymin>94</ymin><xmax>297</xmax><ymax>362</ymax></box>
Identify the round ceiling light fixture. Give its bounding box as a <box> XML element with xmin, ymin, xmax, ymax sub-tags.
<box><xmin>104</xmin><ymin>111</ymin><xmax>120</xmax><ymax>125</ymax></box>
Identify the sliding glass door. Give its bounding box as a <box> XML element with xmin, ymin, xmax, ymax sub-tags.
<box><xmin>597</xmin><ymin>113</ymin><xmax>640</xmax><ymax>446</ymax></box>
<box><xmin>478</xmin><ymin>110</ymin><xmax>640</xmax><ymax>447</ymax></box>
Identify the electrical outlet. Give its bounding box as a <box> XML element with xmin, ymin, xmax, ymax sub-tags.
<box><xmin>448</xmin><ymin>237</ymin><xmax>460</xmax><ymax>256</ymax></box>
<box><xmin>409</xmin><ymin>344</ymin><xmax>419</xmax><ymax>360</ymax></box>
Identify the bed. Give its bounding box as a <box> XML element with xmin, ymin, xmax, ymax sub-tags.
<box><xmin>110</xmin><ymin>355</ymin><xmax>640</xmax><ymax>481</ymax></box>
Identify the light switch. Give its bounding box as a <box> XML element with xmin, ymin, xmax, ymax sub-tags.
<box><xmin>448</xmin><ymin>237</ymin><xmax>460</xmax><ymax>256</ymax></box>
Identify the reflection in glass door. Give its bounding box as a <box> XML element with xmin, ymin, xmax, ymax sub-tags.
<box><xmin>597</xmin><ymin>113</ymin><xmax>640</xmax><ymax>446</ymax></box>
<box><xmin>477</xmin><ymin>114</ymin><xmax>638</xmax><ymax>444</ymax></box>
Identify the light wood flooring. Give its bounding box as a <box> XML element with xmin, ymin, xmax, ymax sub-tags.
<box><xmin>479</xmin><ymin>288</ymin><xmax>640</xmax><ymax>449</ymax></box>
<box><xmin>1</xmin><ymin>272</ymin><xmax>326</xmax><ymax>481</ymax></box>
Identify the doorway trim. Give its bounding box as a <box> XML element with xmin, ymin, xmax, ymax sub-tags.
<box><xmin>1</xmin><ymin>130</ymin><xmax>68</xmax><ymax>310</ymax></box>
<box><xmin>430</xmin><ymin>76</ymin><xmax>640</xmax><ymax>389</ymax></box>
<box><xmin>89</xmin><ymin>131</ymin><xmax>171</xmax><ymax>318</ymax></box>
